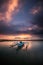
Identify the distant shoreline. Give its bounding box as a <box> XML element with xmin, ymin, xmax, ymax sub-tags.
<box><xmin>0</xmin><ymin>39</ymin><xmax>43</xmax><ymax>42</ymax></box>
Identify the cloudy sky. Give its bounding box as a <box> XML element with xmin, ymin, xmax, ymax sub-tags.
<box><xmin>0</xmin><ymin>0</ymin><xmax>43</xmax><ymax>39</ymax></box>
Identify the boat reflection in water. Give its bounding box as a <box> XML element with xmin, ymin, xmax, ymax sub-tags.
<box><xmin>9</xmin><ymin>41</ymin><xmax>29</xmax><ymax>50</ymax></box>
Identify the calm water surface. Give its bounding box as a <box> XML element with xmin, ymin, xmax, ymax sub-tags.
<box><xmin>0</xmin><ymin>41</ymin><xmax>43</xmax><ymax>64</ymax></box>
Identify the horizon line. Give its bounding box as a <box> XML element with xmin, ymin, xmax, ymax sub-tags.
<box><xmin>0</xmin><ymin>39</ymin><xmax>43</xmax><ymax>42</ymax></box>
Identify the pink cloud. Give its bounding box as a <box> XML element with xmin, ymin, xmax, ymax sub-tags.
<box><xmin>30</xmin><ymin>6</ymin><xmax>42</xmax><ymax>15</ymax></box>
<box><xmin>0</xmin><ymin>0</ymin><xmax>22</xmax><ymax>22</ymax></box>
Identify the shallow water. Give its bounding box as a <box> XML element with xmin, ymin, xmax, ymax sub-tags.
<box><xmin>0</xmin><ymin>41</ymin><xmax>43</xmax><ymax>65</ymax></box>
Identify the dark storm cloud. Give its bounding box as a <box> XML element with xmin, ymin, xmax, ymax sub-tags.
<box><xmin>0</xmin><ymin>0</ymin><xmax>8</xmax><ymax>5</ymax></box>
<box><xmin>0</xmin><ymin>21</ymin><xmax>28</xmax><ymax>34</ymax></box>
<box><xmin>0</xmin><ymin>21</ymin><xmax>18</xmax><ymax>34</ymax></box>
<box><xmin>0</xmin><ymin>0</ymin><xmax>43</xmax><ymax>37</ymax></box>
<box><xmin>0</xmin><ymin>21</ymin><xmax>29</xmax><ymax>35</ymax></box>
<box><xmin>0</xmin><ymin>21</ymin><xmax>43</xmax><ymax>36</ymax></box>
<box><xmin>31</xmin><ymin>6</ymin><xmax>43</xmax><ymax>36</ymax></box>
<box><xmin>31</xmin><ymin>0</ymin><xmax>43</xmax><ymax>26</ymax></box>
<box><xmin>27</xmin><ymin>0</ymin><xmax>43</xmax><ymax>37</ymax></box>
<box><xmin>32</xmin><ymin>12</ymin><xmax>43</xmax><ymax>27</ymax></box>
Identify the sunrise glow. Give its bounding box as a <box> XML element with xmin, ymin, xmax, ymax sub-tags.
<box><xmin>15</xmin><ymin>34</ymin><xmax>31</xmax><ymax>39</ymax></box>
<box><xmin>0</xmin><ymin>34</ymin><xmax>32</xmax><ymax>40</ymax></box>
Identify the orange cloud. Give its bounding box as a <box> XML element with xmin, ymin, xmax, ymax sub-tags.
<box><xmin>0</xmin><ymin>35</ymin><xmax>15</xmax><ymax>40</ymax></box>
<box><xmin>0</xmin><ymin>34</ymin><xmax>32</xmax><ymax>40</ymax></box>
<box><xmin>0</xmin><ymin>0</ymin><xmax>20</xmax><ymax>22</ymax></box>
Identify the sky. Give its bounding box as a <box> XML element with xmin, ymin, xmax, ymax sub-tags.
<box><xmin>0</xmin><ymin>0</ymin><xmax>43</xmax><ymax>40</ymax></box>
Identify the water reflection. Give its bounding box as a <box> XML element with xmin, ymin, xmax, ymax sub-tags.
<box><xmin>0</xmin><ymin>41</ymin><xmax>43</xmax><ymax>50</ymax></box>
<box><xmin>0</xmin><ymin>41</ymin><xmax>43</xmax><ymax>64</ymax></box>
